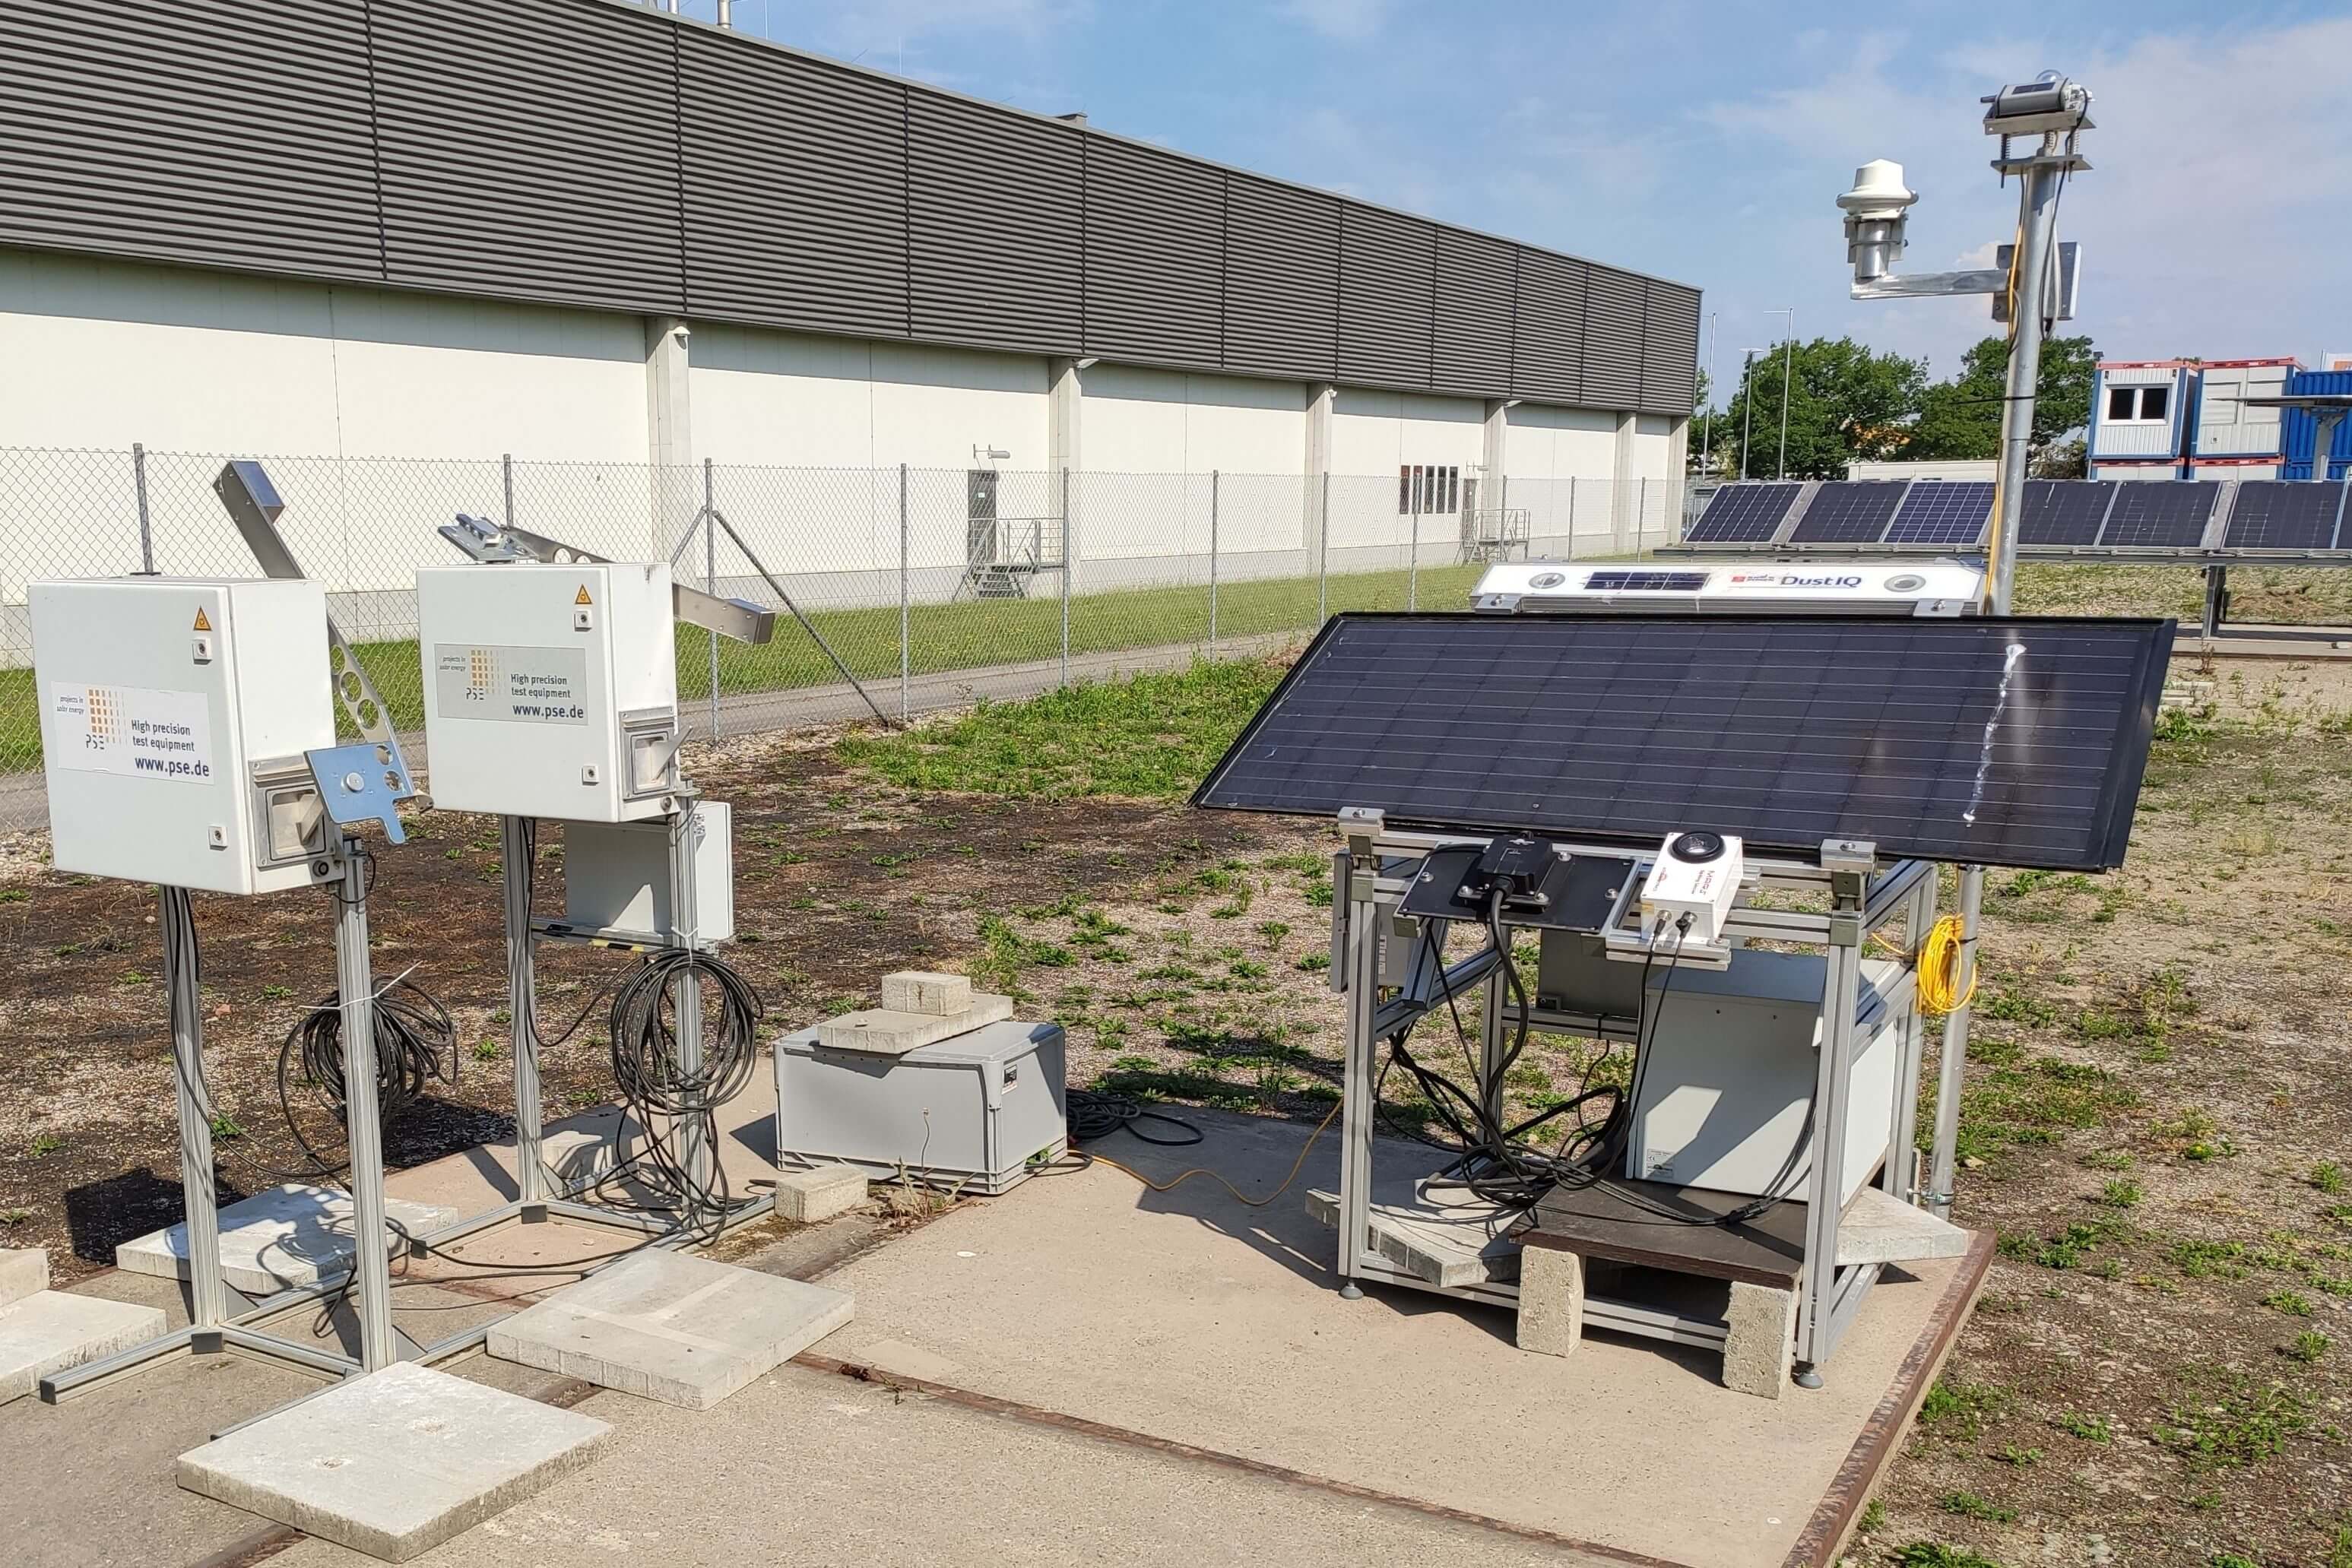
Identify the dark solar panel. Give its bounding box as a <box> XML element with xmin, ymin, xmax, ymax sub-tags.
<box><xmin>1194</xmin><ymin>614</ymin><xmax>2173</xmax><ymax>873</ymax></box>
<box><xmin>1884</xmin><ymin>482</ymin><xmax>1993</xmax><ymax>546</ymax></box>
<box><xmin>2018</xmin><ymin>480</ymin><xmax>2113</xmax><ymax>546</ymax></box>
<box><xmin>1787</xmin><ymin>482</ymin><xmax>1907</xmax><ymax>544</ymax></box>
<box><xmin>1685</xmin><ymin>483</ymin><xmax>1800</xmax><ymax>543</ymax></box>
<box><xmin>1583</xmin><ymin>572</ymin><xmax>1711</xmax><ymax>592</ymax></box>
<box><xmin>2097</xmin><ymin>482</ymin><xmax>2216</xmax><ymax>549</ymax></box>
<box><xmin>2221</xmin><ymin>482</ymin><xmax>2347</xmax><ymax>551</ymax></box>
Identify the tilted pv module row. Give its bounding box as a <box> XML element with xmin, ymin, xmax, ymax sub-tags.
<box><xmin>1672</xmin><ymin>479</ymin><xmax>2352</xmax><ymax>558</ymax></box>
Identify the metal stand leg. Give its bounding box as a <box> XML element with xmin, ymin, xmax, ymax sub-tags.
<box><xmin>1796</xmin><ymin>885</ymin><xmax>1865</xmax><ymax>1381</ymax></box>
<box><xmin>333</xmin><ymin>835</ymin><xmax>398</xmax><ymax>1373</ymax></box>
<box><xmin>669</xmin><ymin>797</ymin><xmax>710</xmax><ymax>1207</ymax></box>
<box><xmin>1335</xmin><ymin>841</ymin><xmax>1380</xmax><ymax>1300</ymax></box>
<box><xmin>502</xmin><ymin>815</ymin><xmax>544</xmax><ymax>1212</ymax></box>
<box><xmin>2202</xmin><ymin>563</ymin><xmax>2228</xmax><ymax>641</ymax></box>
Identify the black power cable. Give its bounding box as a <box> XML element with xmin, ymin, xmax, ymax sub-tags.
<box><xmin>276</xmin><ymin>978</ymin><xmax>460</xmax><ymax>1177</ymax></box>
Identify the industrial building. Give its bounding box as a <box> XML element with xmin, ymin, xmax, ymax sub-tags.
<box><xmin>0</xmin><ymin>0</ymin><xmax>1699</xmax><ymax>596</ymax></box>
<box><xmin>2089</xmin><ymin>357</ymin><xmax>2352</xmax><ymax>481</ymax></box>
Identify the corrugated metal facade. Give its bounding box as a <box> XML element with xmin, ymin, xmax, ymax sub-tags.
<box><xmin>0</xmin><ymin>0</ymin><xmax>1697</xmax><ymax>413</ymax></box>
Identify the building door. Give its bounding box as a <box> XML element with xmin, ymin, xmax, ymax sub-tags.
<box><xmin>966</xmin><ymin>469</ymin><xmax>1000</xmax><ymax>567</ymax></box>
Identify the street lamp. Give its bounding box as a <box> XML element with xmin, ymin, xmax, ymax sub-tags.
<box><xmin>1738</xmin><ymin>349</ymin><xmax>1769</xmax><ymax>480</ymax></box>
<box><xmin>1766</xmin><ymin>309</ymin><xmax>1796</xmax><ymax>480</ymax></box>
<box><xmin>1839</xmin><ymin>72</ymin><xmax>2094</xmax><ymax>1227</ymax></box>
<box><xmin>1698</xmin><ymin>312</ymin><xmax>1720</xmax><ymax>480</ymax></box>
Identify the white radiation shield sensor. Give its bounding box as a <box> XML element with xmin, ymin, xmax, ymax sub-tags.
<box><xmin>1640</xmin><ymin>830</ymin><xmax>1744</xmax><ymax>946</ymax></box>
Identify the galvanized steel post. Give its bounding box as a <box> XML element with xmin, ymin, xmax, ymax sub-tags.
<box><xmin>502</xmin><ymin>452</ymin><xmax>515</xmax><ymax>527</ymax></box>
<box><xmin>132</xmin><ymin>442</ymin><xmax>154</xmax><ymax>575</ymax></box>
<box><xmin>1639</xmin><ymin>476</ymin><xmax>1649</xmax><ymax>551</ymax></box>
<box><xmin>1059</xmin><ymin>465</ymin><xmax>1072</xmax><ymax>688</ymax></box>
<box><xmin>1209</xmin><ymin>469</ymin><xmax>1220</xmax><ymax>651</ymax></box>
<box><xmin>1408</xmin><ymin>482</ymin><xmax>1420</xmax><ymax>610</ymax></box>
<box><xmin>898</xmin><ymin>464</ymin><xmax>910</xmax><ymax>722</ymax></box>
<box><xmin>1317</xmin><ymin>470</ymin><xmax>1330</xmax><ymax>622</ymax></box>
<box><xmin>703</xmin><ymin>458</ymin><xmax>719</xmax><ymax>740</ymax></box>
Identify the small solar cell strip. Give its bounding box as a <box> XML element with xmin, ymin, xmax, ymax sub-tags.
<box><xmin>1685</xmin><ymin>483</ymin><xmax>1801</xmax><ymax>543</ymax></box>
<box><xmin>2017</xmin><ymin>480</ymin><xmax>2113</xmax><ymax>546</ymax></box>
<box><xmin>1194</xmin><ymin>613</ymin><xmax>2175</xmax><ymax>873</ymax></box>
<box><xmin>1787</xmin><ymin>482</ymin><xmax>1907</xmax><ymax>544</ymax></box>
<box><xmin>1583</xmin><ymin>572</ymin><xmax>1711</xmax><ymax>592</ymax></box>
<box><xmin>2221</xmin><ymin>482</ymin><xmax>2347</xmax><ymax>551</ymax></box>
<box><xmin>2096</xmin><ymin>482</ymin><xmax>2217</xmax><ymax>549</ymax></box>
<box><xmin>1883</xmin><ymin>482</ymin><xmax>1993</xmax><ymax>546</ymax></box>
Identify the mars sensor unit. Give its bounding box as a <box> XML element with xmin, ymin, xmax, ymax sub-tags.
<box><xmin>30</xmin><ymin>577</ymin><xmax>337</xmax><ymax>895</ymax></box>
<box><xmin>415</xmin><ymin>562</ymin><xmax>682</xmax><ymax>822</ymax></box>
<box><xmin>1640</xmin><ymin>830</ymin><xmax>1744</xmax><ymax>946</ymax></box>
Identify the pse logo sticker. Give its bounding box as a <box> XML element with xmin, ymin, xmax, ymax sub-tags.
<box><xmin>46</xmin><ymin>682</ymin><xmax>215</xmax><ymax>781</ymax></box>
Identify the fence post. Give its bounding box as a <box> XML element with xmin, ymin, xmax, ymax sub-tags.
<box><xmin>898</xmin><ymin>464</ymin><xmax>910</xmax><ymax>723</ymax></box>
<box><xmin>132</xmin><ymin>442</ymin><xmax>154</xmax><ymax>575</ymax></box>
<box><xmin>1208</xmin><ymin>470</ymin><xmax>1220</xmax><ymax>651</ymax></box>
<box><xmin>703</xmin><ymin>458</ymin><xmax>720</xmax><ymax>740</ymax></box>
<box><xmin>1317</xmin><ymin>470</ymin><xmax>1330</xmax><ymax>622</ymax></box>
<box><xmin>1567</xmin><ymin>476</ymin><xmax>1577</xmax><ymax>555</ymax></box>
<box><xmin>1408</xmin><ymin>483</ymin><xmax>1420</xmax><ymax>612</ymax></box>
<box><xmin>1058</xmin><ymin>466</ymin><xmax>1071</xmax><ymax>689</ymax></box>
<box><xmin>1639</xmin><ymin>476</ymin><xmax>1650</xmax><ymax>553</ymax></box>
<box><xmin>502</xmin><ymin>453</ymin><xmax>515</xmax><ymax>527</ymax></box>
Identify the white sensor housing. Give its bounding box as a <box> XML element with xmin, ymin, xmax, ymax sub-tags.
<box><xmin>1640</xmin><ymin>830</ymin><xmax>1745</xmax><ymax>947</ymax></box>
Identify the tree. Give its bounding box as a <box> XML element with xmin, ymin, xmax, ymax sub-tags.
<box><xmin>1903</xmin><ymin>334</ymin><xmax>2098</xmax><ymax>462</ymax></box>
<box><xmin>1707</xmin><ymin>337</ymin><xmax>1928</xmax><ymax>480</ymax></box>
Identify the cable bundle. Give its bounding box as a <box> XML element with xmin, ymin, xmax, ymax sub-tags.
<box><xmin>596</xmin><ymin>947</ymin><xmax>764</xmax><ymax>1240</ymax></box>
<box><xmin>277</xmin><ymin>978</ymin><xmax>459</xmax><ymax>1174</ymax></box>
<box><xmin>1912</xmin><ymin>914</ymin><xmax>1977</xmax><ymax>1015</ymax></box>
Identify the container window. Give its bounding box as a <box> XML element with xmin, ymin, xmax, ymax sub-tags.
<box><xmin>2139</xmin><ymin>386</ymin><xmax>2170</xmax><ymax>421</ymax></box>
<box><xmin>2106</xmin><ymin>385</ymin><xmax>2170</xmax><ymax>423</ymax></box>
<box><xmin>2106</xmin><ymin>386</ymin><xmax>2135</xmax><ymax>422</ymax></box>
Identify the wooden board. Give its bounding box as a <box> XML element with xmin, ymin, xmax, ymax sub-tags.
<box><xmin>1519</xmin><ymin>1177</ymin><xmax>1808</xmax><ymax>1288</ymax></box>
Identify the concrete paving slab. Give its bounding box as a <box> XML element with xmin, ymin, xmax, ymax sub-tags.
<box><xmin>487</xmin><ymin>1250</ymin><xmax>851</xmax><ymax>1409</ymax></box>
<box><xmin>1</xmin><ymin>1246</ymin><xmax>48</xmax><ymax>1309</ymax></box>
<box><xmin>1837</xmin><ymin>1185</ymin><xmax>1971</xmax><ymax>1266</ymax></box>
<box><xmin>816</xmin><ymin>1105</ymin><xmax>1986</xmax><ymax>1568</ymax></box>
<box><xmin>0</xmin><ymin>1290</ymin><xmax>167</xmax><ymax>1403</ymax></box>
<box><xmin>177</xmin><ymin>1361</ymin><xmax>613</xmax><ymax>1563</ymax></box>
<box><xmin>813</xmin><ymin>991</ymin><xmax>1013</xmax><ymax>1054</ymax></box>
<box><xmin>117</xmin><ymin>1184</ymin><xmax>461</xmax><ymax>1294</ymax></box>
<box><xmin>271</xmin><ymin>1363</ymin><xmax>1617</xmax><ymax>1568</ymax></box>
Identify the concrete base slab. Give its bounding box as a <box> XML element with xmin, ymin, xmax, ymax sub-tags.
<box><xmin>0</xmin><ymin>1290</ymin><xmax>168</xmax><ymax>1402</ymax></box>
<box><xmin>775</xmin><ymin>1163</ymin><xmax>868</xmax><ymax>1223</ymax></box>
<box><xmin>0</xmin><ymin>1245</ymin><xmax>47</xmax><ymax>1309</ymax></box>
<box><xmin>488</xmin><ymin>1250</ymin><xmax>852</xmax><ymax>1410</ymax></box>
<box><xmin>117</xmin><ymin>1183</ymin><xmax>461</xmax><ymax>1294</ymax></box>
<box><xmin>176</xmin><ymin>1361</ymin><xmax>612</xmax><ymax>1562</ymax></box>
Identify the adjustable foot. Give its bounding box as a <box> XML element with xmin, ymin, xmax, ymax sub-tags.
<box><xmin>1338</xmin><ymin>1281</ymin><xmax>1364</xmax><ymax>1301</ymax></box>
<box><xmin>1793</xmin><ymin>1364</ymin><xmax>1824</xmax><ymax>1390</ymax></box>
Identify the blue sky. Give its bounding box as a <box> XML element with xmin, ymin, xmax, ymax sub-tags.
<box><xmin>674</xmin><ymin>0</ymin><xmax>2351</xmax><ymax>395</ymax></box>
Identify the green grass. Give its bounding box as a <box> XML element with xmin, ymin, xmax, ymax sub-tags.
<box><xmin>0</xmin><ymin>561</ymin><xmax>1482</xmax><ymax>774</ymax></box>
<box><xmin>839</xmin><ymin>656</ymin><xmax>1285</xmax><ymax>800</ymax></box>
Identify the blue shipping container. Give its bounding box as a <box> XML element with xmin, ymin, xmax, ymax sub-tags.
<box><xmin>2281</xmin><ymin>369</ymin><xmax>2352</xmax><ymax>480</ymax></box>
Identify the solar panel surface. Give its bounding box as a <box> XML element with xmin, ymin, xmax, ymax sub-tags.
<box><xmin>1884</xmin><ymin>482</ymin><xmax>1992</xmax><ymax>546</ymax></box>
<box><xmin>2221</xmin><ymin>482</ymin><xmax>2346</xmax><ymax>551</ymax></box>
<box><xmin>1194</xmin><ymin>613</ymin><xmax>2172</xmax><ymax>873</ymax></box>
<box><xmin>2018</xmin><ymin>480</ymin><xmax>2113</xmax><ymax>546</ymax></box>
<box><xmin>1686</xmin><ymin>483</ymin><xmax>1800</xmax><ymax>543</ymax></box>
<box><xmin>1788</xmin><ymin>482</ymin><xmax>1907</xmax><ymax>544</ymax></box>
<box><xmin>2097</xmin><ymin>483</ymin><xmax>2216</xmax><ymax>549</ymax></box>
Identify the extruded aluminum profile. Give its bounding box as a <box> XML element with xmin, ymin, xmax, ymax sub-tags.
<box><xmin>439</xmin><ymin>515</ymin><xmax>778</xmax><ymax>645</ymax></box>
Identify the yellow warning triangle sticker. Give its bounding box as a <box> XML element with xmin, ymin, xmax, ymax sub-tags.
<box><xmin>192</xmin><ymin>608</ymin><xmax>212</xmax><ymax>632</ymax></box>
<box><xmin>575</xmin><ymin>584</ymin><xmax>594</xmax><ymax>606</ymax></box>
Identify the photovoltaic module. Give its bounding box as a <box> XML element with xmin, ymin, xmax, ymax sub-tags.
<box><xmin>1193</xmin><ymin>613</ymin><xmax>2173</xmax><ymax>872</ymax></box>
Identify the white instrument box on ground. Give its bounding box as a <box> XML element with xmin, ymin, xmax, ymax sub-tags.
<box><xmin>774</xmin><ymin>1019</ymin><xmax>1068</xmax><ymax>1196</ymax></box>
<box><xmin>415</xmin><ymin>562</ymin><xmax>681</xmax><ymax>822</ymax></box>
<box><xmin>30</xmin><ymin>577</ymin><xmax>336</xmax><ymax>895</ymax></box>
<box><xmin>1628</xmin><ymin>950</ymin><xmax>1905</xmax><ymax>1208</ymax></box>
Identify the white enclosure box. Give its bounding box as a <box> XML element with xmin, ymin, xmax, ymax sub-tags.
<box><xmin>1628</xmin><ymin>952</ymin><xmax>1904</xmax><ymax>1208</ymax></box>
<box><xmin>30</xmin><ymin>577</ymin><xmax>337</xmax><ymax>895</ymax></box>
<box><xmin>559</xmin><ymin>802</ymin><xmax>734</xmax><ymax>945</ymax></box>
<box><xmin>415</xmin><ymin>562</ymin><xmax>680</xmax><ymax>822</ymax></box>
<box><xmin>774</xmin><ymin>1020</ymin><xmax>1067</xmax><ymax>1196</ymax></box>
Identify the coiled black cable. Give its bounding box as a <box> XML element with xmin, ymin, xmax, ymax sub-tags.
<box><xmin>591</xmin><ymin>947</ymin><xmax>764</xmax><ymax>1242</ymax></box>
<box><xmin>276</xmin><ymin>977</ymin><xmax>460</xmax><ymax>1176</ymax></box>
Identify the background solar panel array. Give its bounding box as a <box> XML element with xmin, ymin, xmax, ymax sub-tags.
<box><xmin>2018</xmin><ymin>480</ymin><xmax>2113</xmax><ymax>546</ymax></box>
<box><xmin>1884</xmin><ymin>482</ymin><xmax>1994</xmax><ymax>546</ymax></box>
<box><xmin>2094</xmin><ymin>483</ymin><xmax>2217</xmax><ymax>549</ymax></box>
<box><xmin>1685</xmin><ymin>482</ymin><xmax>1800</xmax><ymax>543</ymax></box>
<box><xmin>1195</xmin><ymin>614</ymin><xmax>2173</xmax><ymax>872</ymax></box>
<box><xmin>1786</xmin><ymin>482</ymin><xmax>1907</xmax><ymax>543</ymax></box>
<box><xmin>2220</xmin><ymin>482</ymin><xmax>2347</xmax><ymax>551</ymax></box>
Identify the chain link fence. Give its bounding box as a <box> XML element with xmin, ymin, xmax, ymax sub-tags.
<box><xmin>0</xmin><ymin>445</ymin><xmax>1674</xmax><ymax>778</ymax></box>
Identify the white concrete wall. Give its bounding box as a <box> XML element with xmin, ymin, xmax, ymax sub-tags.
<box><xmin>1503</xmin><ymin>401</ymin><xmax>1617</xmax><ymax>546</ymax></box>
<box><xmin>1078</xmin><ymin>365</ymin><xmax>1308</xmax><ymax>563</ymax></box>
<box><xmin>1327</xmin><ymin>390</ymin><xmax>1483</xmax><ymax>554</ymax></box>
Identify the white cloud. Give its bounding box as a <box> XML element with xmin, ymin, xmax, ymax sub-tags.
<box><xmin>1281</xmin><ymin>0</ymin><xmax>1391</xmax><ymax>43</ymax></box>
